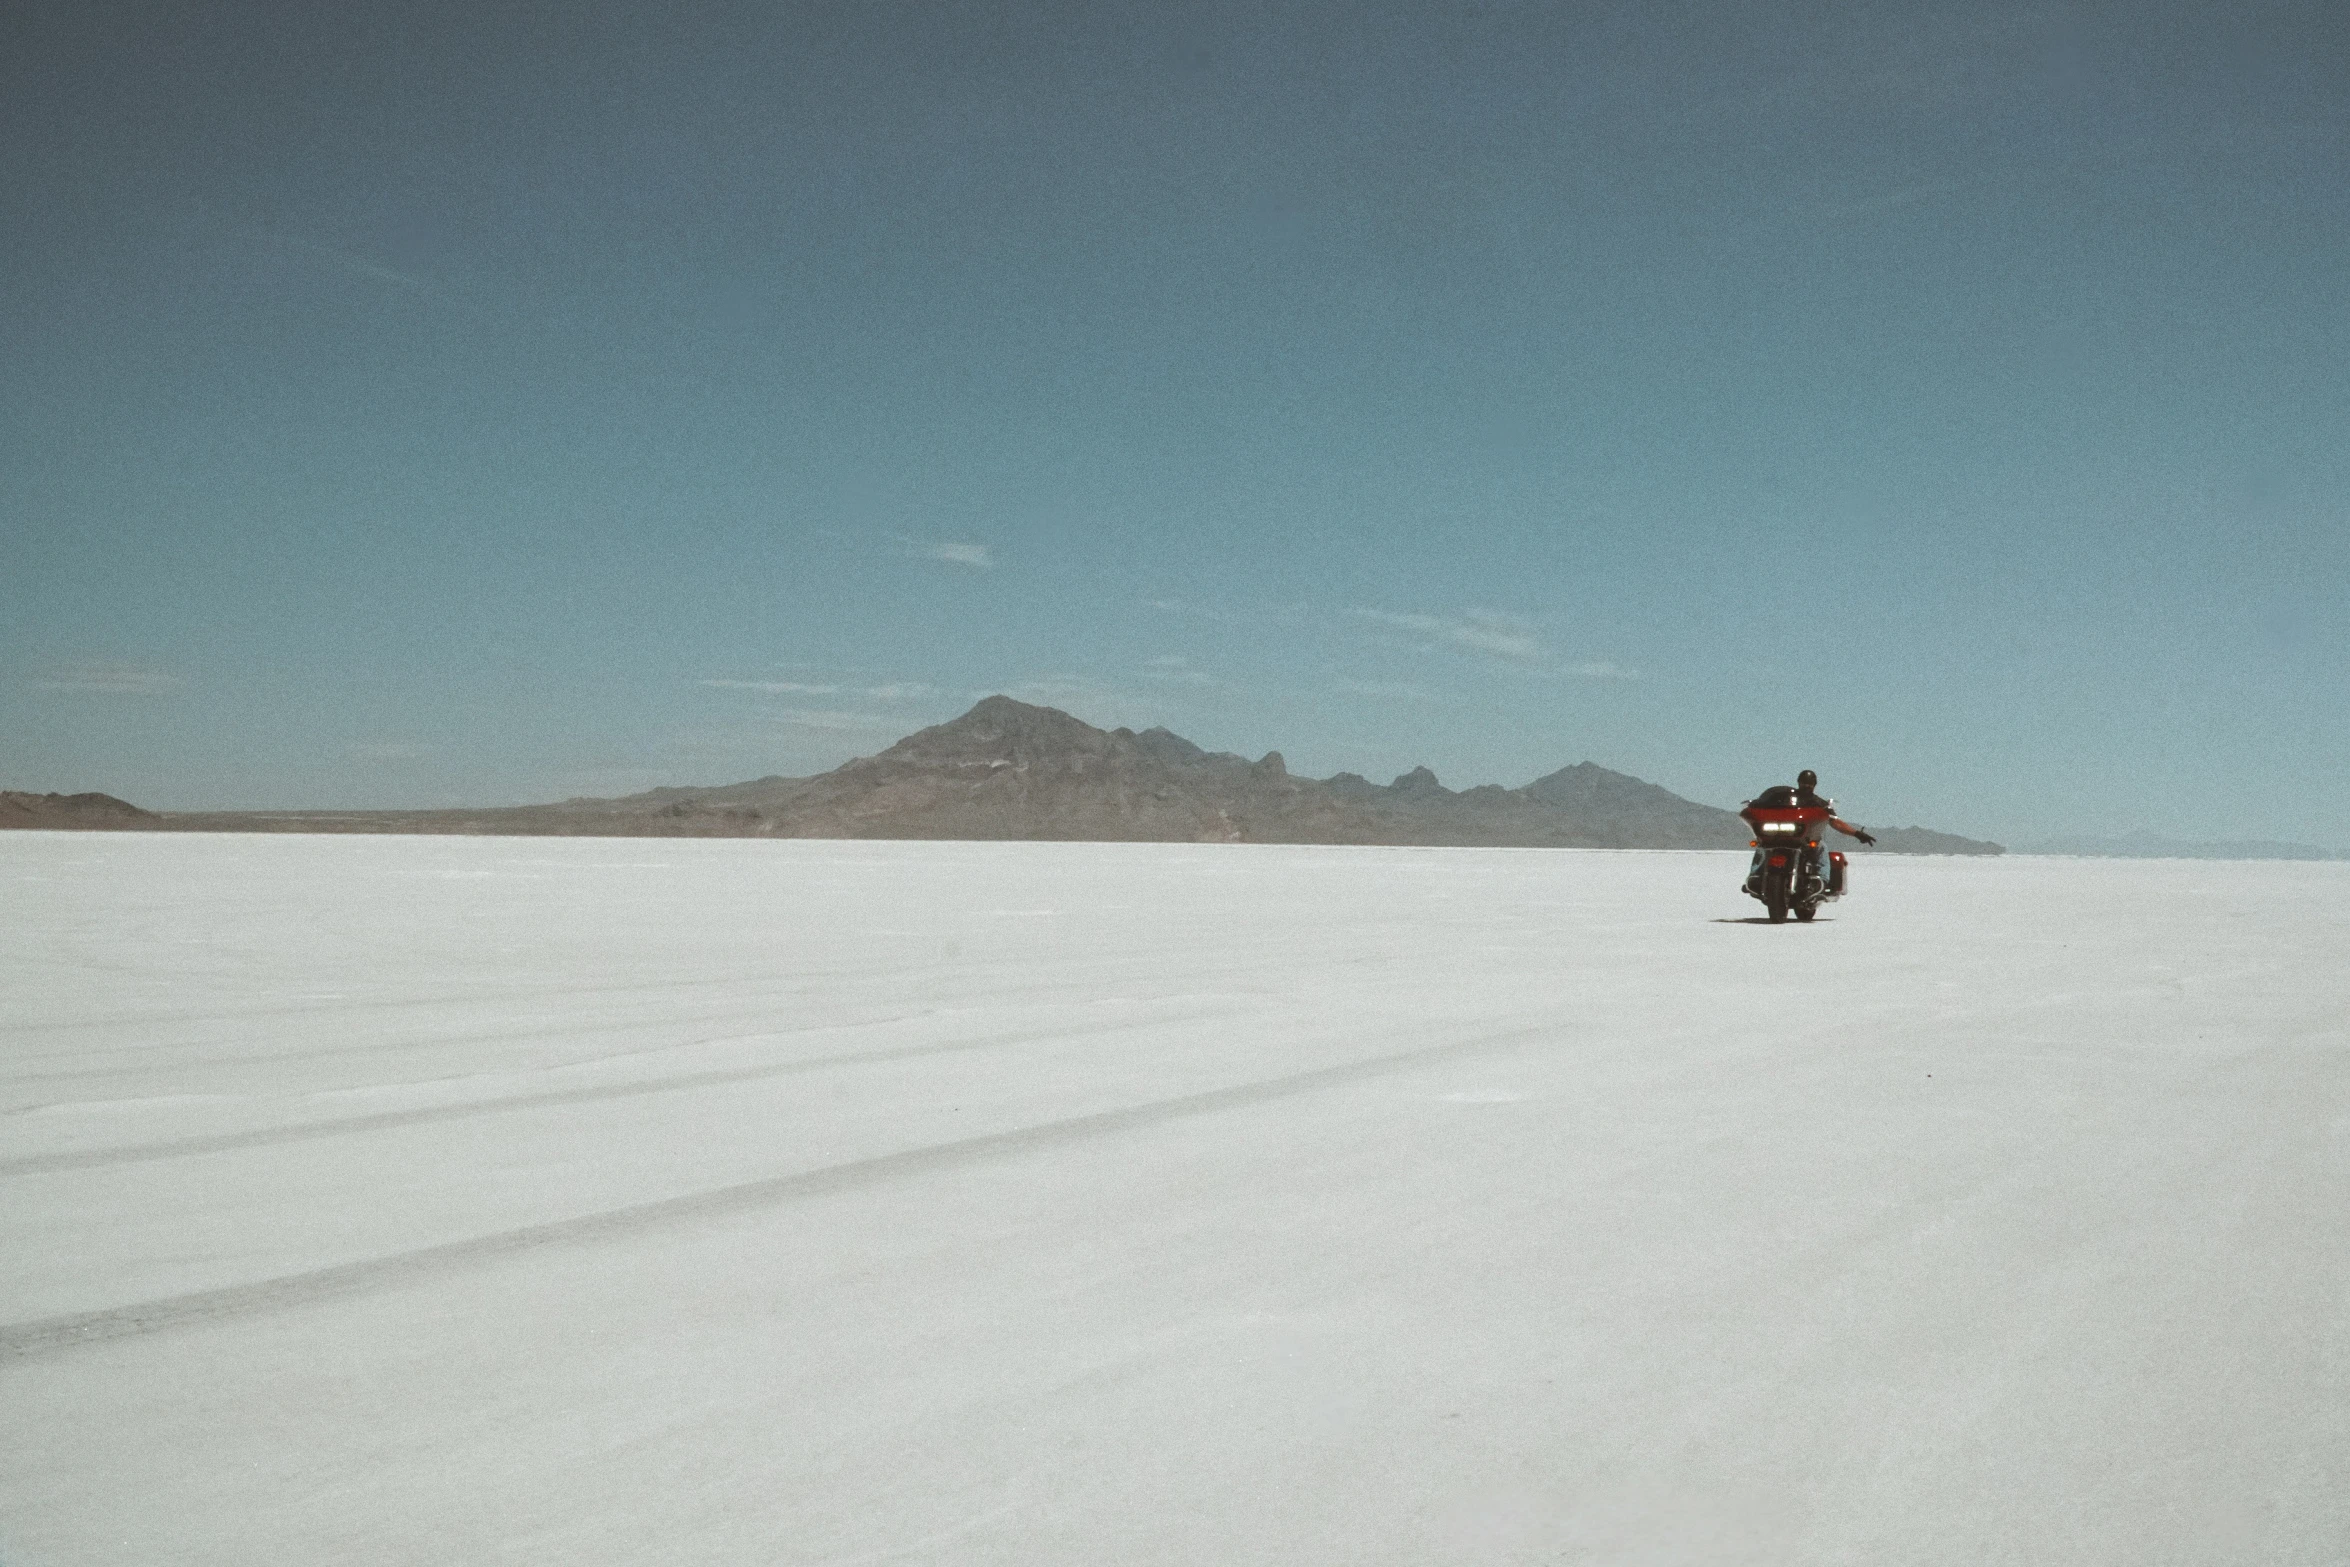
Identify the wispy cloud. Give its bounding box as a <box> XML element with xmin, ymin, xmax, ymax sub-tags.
<box><xmin>32</xmin><ymin>663</ymin><xmax>187</xmax><ymax>696</ymax></box>
<box><xmin>687</xmin><ymin>685</ymin><xmax>910</xmax><ymax>731</ymax></box>
<box><xmin>701</xmin><ymin>678</ymin><xmax>840</xmax><ymax>695</ymax></box>
<box><xmin>1353</xmin><ymin>608</ymin><xmax>1545</xmax><ymax>663</ymax></box>
<box><xmin>655</xmin><ymin>728</ymin><xmax>762</xmax><ymax>757</ymax></box>
<box><xmin>1335</xmin><ymin>678</ymin><xmax>1444</xmax><ymax>703</ymax></box>
<box><xmin>1819</xmin><ymin>169</ymin><xmax>2032</xmax><ymax>219</ymax></box>
<box><xmin>1144</xmin><ymin>598</ymin><xmax>1311</xmax><ymax>628</ymax></box>
<box><xmin>1146</xmin><ymin>597</ymin><xmax>1237</xmax><ymax>623</ymax></box>
<box><xmin>700</xmin><ymin>677</ymin><xmax>935</xmax><ymax>702</ymax></box>
<box><xmin>1142</xmin><ymin>656</ymin><xmax>1216</xmax><ymax>687</ymax></box>
<box><xmin>1844</xmin><ymin>174</ymin><xmax>1977</xmax><ymax>212</ymax></box>
<box><xmin>1346</xmin><ymin>610</ymin><xmax>1638</xmax><ymax>680</ymax></box>
<box><xmin>255</xmin><ymin>227</ymin><xmax>475</xmax><ymax>311</ymax></box>
<box><xmin>320</xmin><ymin>249</ymin><xmax>443</xmax><ymax>298</ymax></box>
<box><xmin>1005</xmin><ymin>675</ymin><xmax>1129</xmax><ymax>712</ymax></box>
<box><xmin>765</xmin><ymin>708</ymin><xmax>899</xmax><ymax>732</ymax></box>
<box><xmin>921</xmin><ymin>542</ymin><xmax>993</xmax><ymax>569</ymax></box>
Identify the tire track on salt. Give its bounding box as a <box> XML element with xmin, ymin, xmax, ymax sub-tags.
<box><xmin>0</xmin><ymin>1005</ymin><xmax>1251</xmax><ymax>1177</ymax></box>
<box><xmin>0</xmin><ymin>1018</ymin><xmax>1552</xmax><ymax>1362</ymax></box>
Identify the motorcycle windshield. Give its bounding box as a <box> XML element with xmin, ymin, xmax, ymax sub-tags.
<box><xmin>1741</xmin><ymin>805</ymin><xmax>1829</xmax><ymax>842</ymax></box>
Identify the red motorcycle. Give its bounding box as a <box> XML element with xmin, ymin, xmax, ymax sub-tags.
<box><xmin>1739</xmin><ymin>796</ymin><xmax>1848</xmax><ymax>923</ymax></box>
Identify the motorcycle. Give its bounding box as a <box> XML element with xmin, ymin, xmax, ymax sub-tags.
<box><xmin>1739</xmin><ymin>797</ymin><xmax>1847</xmax><ymax>923</ymax></box>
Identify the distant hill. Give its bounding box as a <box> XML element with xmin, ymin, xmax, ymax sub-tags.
<box><xmin>0</xmin><ymin>791</ymin><xmax>156</xmax><ymax>829</ymax></box>
<box><xmin>599</xmin><ymin>695</ymin><xmax>1758</xmax><ymax>847</ymax></box>
<box><xmin>2017</xmin><ymin>832</ymin><xmax>2344</xmax><ymax>862</ymax></box>
<box><xmin>510</xmin><ymin>696</ymin><xmax>1996</xmax><ymax>853</ymax></box>
<box><xmin>1868</xmin><ymin>825</ymin><xmax>2010</xmax><ymax>856</ymax></box>
<box><xmin>5</xmin><ymin>697</ymin><xmax>2005</xmax><ymax>853</ymax></box>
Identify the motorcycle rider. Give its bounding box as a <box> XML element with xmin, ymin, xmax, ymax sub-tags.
<box><xmin>1791</xmin><ymin>770</ymin><xmax>1875</xmax><ymax>847</ymax></box>
<box><xmin>1744</xmin><ymin>769</ymin><xmax>1877</xmax><ymax>891</ymax></box>
<box><xmin>1739</xmin><ymin>770</ymin><xmax>1877</xmax><ymax>918</ymax></box>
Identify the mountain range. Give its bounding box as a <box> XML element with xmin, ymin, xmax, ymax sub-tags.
<box><xmin>3</xmin><ymin>697</ymin><xmax>2004</xmax><ymax>853</ymax></box>
<box><xmin>2014</xmin><ymin>832</ymin><xmax>2345</xmax><ymax>862</ymax></box>
<box><xmin>0</xmin><ymin>790</ymin><xmax>157</xmax><ymax>829</ymax></box>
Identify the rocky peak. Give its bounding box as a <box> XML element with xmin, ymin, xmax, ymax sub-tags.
<box><xmin>1133</xmin><ymin>727</ymin><xmax>1210</xmax><ymax>767</ymax></box>
<box><xmin>0</xmin><ymin>790</ymin><xmax>155</xmax><ymax>826</ymax></box>
<box><xmin>878</xmin><ymin>696</ymin><xmax>1115</xmax><ymax>767</ymax></box>
<box><xmin>1521</xmin><ymin>761</ymin><xmax>1649</xmax><ymax>807</ymax></box>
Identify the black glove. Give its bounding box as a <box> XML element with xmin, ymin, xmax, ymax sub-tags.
<box><xmin>1855</xmin><ymin>830</ymin><xmax>1877</xmax><ymax>846</ymax></box>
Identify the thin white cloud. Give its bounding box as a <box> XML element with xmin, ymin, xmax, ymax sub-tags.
<box><xmin>1004</xmin><ymin>675</ymin><xmax>1129</xmax><ymax>712</ymax></box>
<box><xmin>655</xmin><ymin>730</ymin><xmax>764</xmax><ymax>757</ymax></box>
<box><xmin>701</xmin><ymin>677</ymin><xmax>934</xmax><ymax>702</ymax></box>
<box><xmin>700</xmin><ymin>679</ymin><xmax>842</xmax><ymax>695</ymax></box>
<box><xmin>1353</xmin><ymin>608</ymin><xmax>1545</xmax><ymax>663</ymax></box>
<box><xmin>1142</xmin><ymin>656</ymin><xmax>1216</xmax><ymax>687</ymax></box>
<box><xmin>1146</xmin><ymin>597</ymin><xmax>1236</xmax><ymax>623</ymax></box>
<box><xmin>323</xmin><ymin>250</ymin><xmax>442</xmax><ymax>297</ymax></box>
<box><xmin>1822</xmin><ymin>170</ymin><xmax>2027</xmax><ymax>219</ymax></box>
<box><xmin>766</xmin><ymin>708</ymin><xmax>898</xmax><ymax>732</ymax></box>
<box><xmin>1143</xmin><ymin>598</ymin><xmax>1312</xmax><ymax>628</ymax></box>
<box><xmin>32</xmin><ymin>663</ymin><xmax>187</xmax><ymax>696</ymax></box>
<box><xmin>253</xmin><ymin>227</ymin><xmax>481</xmax><ymax>312</ymax></box>
<box><xmin>1335</xmin><ymin>678</ymin><xmax>1444</xmax><ymax>703</ymax></box>
<box><xmin>922</xmin><ymin>542</ymin><xmax>993</xmax><ymax>569</ymax></box>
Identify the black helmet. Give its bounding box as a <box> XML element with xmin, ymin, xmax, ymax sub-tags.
<box><xmin>1797</xmin><ymin>769</ymin><xmax>1818</xmax><ymax>789</ymax></box>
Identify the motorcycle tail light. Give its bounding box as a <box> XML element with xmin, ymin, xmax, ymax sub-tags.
<box><xmin>1768</xmin><ymin>854</ymin><xmax>1787</xmax><ymax>866</ymax></box>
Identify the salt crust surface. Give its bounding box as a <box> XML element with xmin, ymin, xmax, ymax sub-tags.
<box><xmin>3</xmin><ymin>833</ymin><xmax>2346</xmax><ymax>1564</ymax></box>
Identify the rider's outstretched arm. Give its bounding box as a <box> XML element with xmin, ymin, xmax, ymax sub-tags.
<box><xmin>1830</xmin><ymin>816</ymin><xmax>1877</xmax><ymax>846</ymax></box>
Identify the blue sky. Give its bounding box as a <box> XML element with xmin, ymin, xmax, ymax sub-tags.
<box><xmin>5</xmin><ymin>1</ymin><xmax>2345</xmax><ymax>845</ymax></box>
